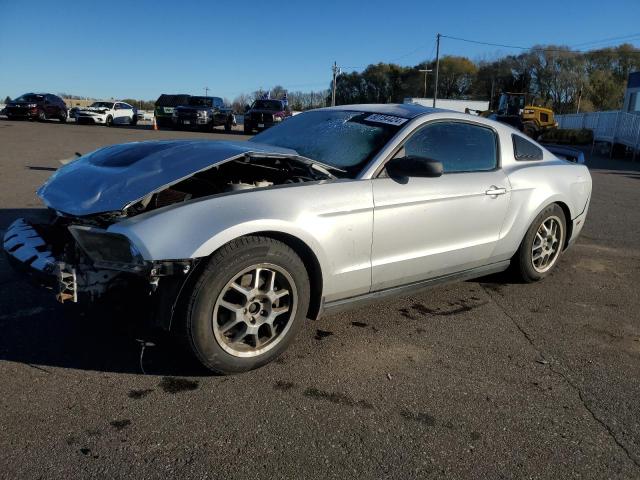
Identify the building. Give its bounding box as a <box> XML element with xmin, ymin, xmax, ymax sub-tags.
<box><xmin>623</xmin><ymin>72</ymin><xmax>640</xmax><ymax>113</ymax></box>
<box><xmin>404</xmin><ymin>97</ymin><xmax>489</xmax><ymax>114</ymax></box>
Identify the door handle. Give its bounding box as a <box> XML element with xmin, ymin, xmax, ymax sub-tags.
<box><xmin>485</xmin><ymin>186</ymin><xmax>506</xmax><ymax>196</ymax></box>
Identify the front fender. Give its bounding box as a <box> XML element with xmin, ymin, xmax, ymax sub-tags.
<box><xmin>109</xmin><ymin>181</ymin><xmax>375</xmax><ymax>301</ymax></box>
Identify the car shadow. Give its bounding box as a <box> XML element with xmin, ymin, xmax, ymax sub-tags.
<box><xmin>0</xmin><ymin>208</ymin><xmax>210</xmax><ymax>376</ymax></box>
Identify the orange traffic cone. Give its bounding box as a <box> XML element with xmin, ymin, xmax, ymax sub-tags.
<box><xmin>152</xmin><ymin>116</ymin><xmax>158</xmax><ymax>131</ymax></box>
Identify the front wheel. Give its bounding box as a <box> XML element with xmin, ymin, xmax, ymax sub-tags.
<box><xmin>224</xmin><ymin>118</ymin><xmax>232</xmax><ymax>133</ymax></box>
<box><xmin>59</xmin><ymin>112</ymin><xmax>67</xmax><ymax>123</ymax></box>
<box><xmin>37</xmin><ymin>109</ymin><xmax>46</xmax><ymax>122</ymax></box>
<box><xmin>181</xmin><ymin>236</ymin><xmax>310</xmax><ymax>374</ymax></box>
<box><xmin>513</xmin><ymin>204</ymin><xmax>566</xmax><ymax>282</ymax></box>
<box><xmin>243</xmin><ymin>122</ymin><xmax>251</xmax><ymax>134</ymax></box>
<box><xmin>106</xmin><ymin>115</ymin><xmax>113</xmax><ymax>127</ymax></box>
<box><xmin>130</xmin><ymin>114</ymin><xmax>138</xmax><ymax>126</ymax></box>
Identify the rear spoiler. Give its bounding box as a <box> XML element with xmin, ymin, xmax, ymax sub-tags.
<box><xmin>543</xmin><ymin>144</ymin><xmax>585</xmax><ymax>164</ymax></box>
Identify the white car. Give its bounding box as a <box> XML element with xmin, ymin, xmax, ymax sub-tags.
<box><xmin>75</xmin><ymin>101</ymin><xmax>138</xmax><ymax>126</ymax></box>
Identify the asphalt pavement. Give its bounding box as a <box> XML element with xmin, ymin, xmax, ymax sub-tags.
<box><xmin>0</xmin><ymin>119</ymin><xmax>639</xmax><ymax>479</ymax></box>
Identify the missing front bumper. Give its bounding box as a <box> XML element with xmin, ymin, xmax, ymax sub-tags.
<box><xmin>3</xmin><ymin>219</ymin><xmax>79</xmax><ymax>303</ymax></box>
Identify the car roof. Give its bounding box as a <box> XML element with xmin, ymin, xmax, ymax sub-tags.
<box><xmin>317</xmin><ymin>103</ymin><xmax>448</xmax><ymax>119</ymax></box>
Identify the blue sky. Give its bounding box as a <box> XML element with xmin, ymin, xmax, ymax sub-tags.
<box><xmin>1</xmin><ymin>0</ymin><xmax>639</xmax><ymax>101</ymax></box>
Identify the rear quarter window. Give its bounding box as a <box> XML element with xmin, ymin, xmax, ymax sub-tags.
<box><xmin>513</xmin><ymin>134</ymin><xmax>543</xmax><ymax>161</ymax></box>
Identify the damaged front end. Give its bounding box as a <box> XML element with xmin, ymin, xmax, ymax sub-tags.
<box><xmin>2</xmin><ymin>217</ymin><xmax>196</xmax><ymax>315</ymax></box>
<box><xmin>4</xmin><ymin>139</ymin><xmax>334</xmax><ymax>329</ymax></box>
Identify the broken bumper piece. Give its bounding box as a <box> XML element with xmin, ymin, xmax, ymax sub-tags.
<box><xmin>3</xmin><ymin>219</ymin><xmax>77</xmax><ymax>303</ymax></box>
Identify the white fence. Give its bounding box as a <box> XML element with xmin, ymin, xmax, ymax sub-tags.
<box><xmin>556</xmin><ymin>110</ymin><xmax>640</xmax><ymax>152</ymax></box>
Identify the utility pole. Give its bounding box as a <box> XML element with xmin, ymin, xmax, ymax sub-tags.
<box><xmin>204</xmin><ymin>86</ymin><xmax>209</xmax><ymax>98</ymax></box>
<box><xmin>576</xmin><ymin>85</ymin><xmax>583</xmax><ymax>114</ymax></box>
<box><xmin>419</xmin><ymin>68</ymin><xmax>432</xmax><ymax>98</ymax></box>
<box><xmin>433</xmin><ymin>33</ymin><xmax>441</xmax><ymax>108</ymax></box>
<box><xmin>331</xmin><ymin>61</ymin><xmax>341</xmax><ymax>106</ymax></box>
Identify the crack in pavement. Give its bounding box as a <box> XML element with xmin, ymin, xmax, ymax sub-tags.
<box><xmin>481</xmin><ymin>284</ymin><xmax>640</xmax><ymax>470</ymax></box>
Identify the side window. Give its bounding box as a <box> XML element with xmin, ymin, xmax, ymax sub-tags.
<box><xmin>403</xmin><ymin>121</ymin><xmax>498</xmax><ymax>173</ymax></box>
<box><xmin>122</xmin><ymin>103</ymin><xmax>132</xmax><ymax>110</ymax></box>
<box><xmin>512</xmin><ymin>134</ymin><xmax>543</xmax><ymax>161</ymax></box>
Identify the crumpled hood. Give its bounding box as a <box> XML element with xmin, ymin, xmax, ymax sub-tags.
<box><xmin>78</xmin><ymin>107</ymin><xmax>109</xmax><ymax>114</ymax></box>
<box><xmin>37</xmin><ymin>140</ymin><xmax>298</xmax><ymax>216</ymax></box>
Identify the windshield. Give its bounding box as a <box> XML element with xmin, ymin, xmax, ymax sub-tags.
<box><xmin>252</xmin><ymin>100</ymin><xmax>284</xmax><ymax>111</ymax></box>
<box><xmin>15</xmin><ymin>94</ymin><xmax>44</xmax><ymax>103</ymax></box>
<box><xmin>250</xmin><ymin>110</ymin><xmax>403</xmax><ymax>176</ymax></box>
<box><xmin>90</xmin><ymin>102</ymin><xmax>114</xmax><ymax>109</ymax></box>
<box><xmin>188</xmin><ymin>97</ymin><xmax>214</xmax><ymax>107</ymax></box>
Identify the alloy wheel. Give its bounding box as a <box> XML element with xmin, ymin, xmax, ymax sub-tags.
<box><xmin>531</xmin><ymin>215</ymin><xmax>564</xmax><ymax>273</ymax></box>
<box><xmin>212</xmin><ymin>263</ymin><xmax>297</xmax><ymax>357</ymax></box>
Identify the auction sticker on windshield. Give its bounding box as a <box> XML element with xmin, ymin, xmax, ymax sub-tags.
<box><xmin>364</xmin><ymin>114</ymin><xmax>408</xmax><ymax>126</ymax></box>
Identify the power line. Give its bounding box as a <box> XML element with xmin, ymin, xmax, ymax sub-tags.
<box><xmin>571</xmin><ymin>32</ymin><xmax>640</xmax><ymax>48</ymax></box>
<box><xmin>440</xmin><ymin>33</ymin><xmax>640</xmax><ymax>55</ymax></box>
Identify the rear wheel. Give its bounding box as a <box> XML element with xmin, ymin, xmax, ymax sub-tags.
<box><xmin>513</xmin><ymin>204</ymin><xmax>566</xmax><ymax>282</ymax></box>
<box><xmin>130</xmin><ymin>114</ymin><xmax>138</xmax><ymax>126</ymax></box>
<box><xmin>181</xmin><ymin>236</ymin><xmax>310</xmax><ymax>374</ymax></box>
<box><xmin>59</xmin><ymin>111</ymin><xmax>67</xmax><ymax>123</ymax></box>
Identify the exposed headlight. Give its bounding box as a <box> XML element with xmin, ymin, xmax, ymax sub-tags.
<box><xmin>27</xmin><ymin>103</ymin><xmax>38</xmax><ymax>108</ymax></box>
<box><xmin>69</xmin><ymin>226</ymin><xmax>145</xmax><ymax>268</ymax></box>
<box><xmin>274</xmin><ymin>116</ymin><xmax>282</xmax><ymax>122</ymax></box>
<box><xmin>197</xmin><ymin>110</ymin><xmax>207</xmax><ymax>118</ymax></box>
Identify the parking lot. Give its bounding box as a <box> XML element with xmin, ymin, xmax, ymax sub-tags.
<box><xmin>0</xmin><ymin>119</ymin><xmax>639</xmax><ymax>479</ymax></box>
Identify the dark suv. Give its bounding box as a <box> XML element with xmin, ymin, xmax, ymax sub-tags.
<box><xmin>243</xmin><ymin>99</ymin><xmax>291</xmax><ymax>133</ymax></box>
<box><xmin>173</xmin><ymin>96</ymin><xmax>236</xmax><ymax>132</ymax></box>
<box><xmin>154</xmin><ymin>94</ymin><xmax>190</xmax><ymax>128</ymax></box>
<box><xmin>5</xmin><ymin>93</ymin><xmax>68</xmax><ymax>122</ymax></box>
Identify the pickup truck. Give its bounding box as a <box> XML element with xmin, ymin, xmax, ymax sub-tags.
<box><xmin>155</xmin><ymin>94</ymin><xmax>190</xmax><ymax>128</ymax></box>
<box><xmin>173</xmin><ymin>96</ymin><xmax>236</xmax><ymax>132</ymax></box>
<box><xmin>243</xmin><ymin>99</ymin><xmax>292</xmax><ymax>133</ymax></box>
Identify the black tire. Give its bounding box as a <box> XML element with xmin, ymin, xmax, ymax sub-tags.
<box><xmin>106</xmin><ymin>115</ymin><xmax>113</xmax><ymax>127</ymax></box>
<box><xmin>130</xmin><ymin>114</ymin><xmax>138</xmax><ymax>126</ymax></box>
<box><xmin>180</xmin><ymin>236</ymin><xmax>310</xmax><ymax>374</ymax></box>
<box><xmin>512</xmin><ymin>203</ymin><xmax>566</xmax><ymax>283</ymax></box>
<box><xmin>224</xmin><ymin>118</ymin><xmax>232</xmax><ymax>133</ymax></box>
<box><xmin>59</xmin><ymin>111</ymin><xmax>67</xmax><ymax>123</ymax></box>
<box><xmin>37</xmin><ymin>109</ymin><xmax>46</xmax><ymax>122</ymax></box>
<box><xmin>243</xmin><ymin>122</ymin><xmax>251</xmax><ymax>134</ymax></box>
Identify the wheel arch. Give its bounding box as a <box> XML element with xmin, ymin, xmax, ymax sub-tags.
<box><xmin>252</xmin><ymin>231</ymin><xmax>324</xmax><ymax>320</ymax></box>
<box><xmin>554</xmin><ymin>201</ymin><xmax>573</xmax><ymax>249</ymax></box>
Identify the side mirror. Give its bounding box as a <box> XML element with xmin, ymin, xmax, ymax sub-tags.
<box><xmin>386</xmin><ymin>155</ymin><xmax>443</xmax><ymax>178</ymax></box>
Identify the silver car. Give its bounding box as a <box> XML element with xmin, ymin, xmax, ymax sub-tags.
<box><xmin>3</xmin><ymin>104</ymin><xmax>592</xmax><ymax>373</ymax></box>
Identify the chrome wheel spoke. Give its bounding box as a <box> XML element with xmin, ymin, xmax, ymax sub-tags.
<box><xmin>230</xmin><ymin>282</ymin><xmax>251</xmax><ymax>299</ymax></box>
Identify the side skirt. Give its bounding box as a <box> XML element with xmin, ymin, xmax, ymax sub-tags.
<box><xmin>319</xmin><ymin>260</ymin><xmax>510</xmax><ymax>318</ymax></box>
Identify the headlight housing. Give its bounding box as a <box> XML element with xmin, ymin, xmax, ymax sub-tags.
<box><xmin>197</xmin><ymin>110</ymin><xmax>208</xmax><ymax>118</ymax></box>
<box><xmin>69</xmin><ymin>226</ymin><xmax>145</xmax><ymax>270</ymax></box>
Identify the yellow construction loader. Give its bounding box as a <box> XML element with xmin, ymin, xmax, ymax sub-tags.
<box><xmin>467</xmin><ymin>92</ymin><xmax>557</xmax><ymax>138</ymax></box>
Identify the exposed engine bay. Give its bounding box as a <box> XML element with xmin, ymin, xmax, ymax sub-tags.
<box><xmin>124</xmin><ymin>155</ymin><xmax>326</xmax><ymax>218</ymax></box>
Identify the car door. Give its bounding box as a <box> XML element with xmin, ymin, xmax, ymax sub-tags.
<box><xmin>113</xmin><ymin>103</ymin><xmax>128</xmax><ymax>124</ymax></box>
<box><xmin>44</xmin><ymin>95</ymin><xmax>57</xmax><ymax>117</ymax></box>
<box><xmin>370</xmin><ymin>120</ymin><xmax>511</xmax><ymax>291</ymax></box>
